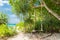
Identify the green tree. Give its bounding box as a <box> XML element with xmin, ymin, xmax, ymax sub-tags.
<box><xmin>9</xmin><ymin>0</ymin><xmax>60</xmax><ymax>32</ymax></box>
<box><xmin>0</xmin><ymin>13</ymin><xmax>8</xmax><ymax>25</ymax></box>
<box><xmin>9</xmin><ymin>0</ymin><xmax>60</xmax><ymax>20</ymax></box>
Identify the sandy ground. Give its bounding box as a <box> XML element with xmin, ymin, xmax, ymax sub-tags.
<box><xmin>7</xmin><ymin>33</ymin><xmax>60</xmax><ymax>40</ymax></box>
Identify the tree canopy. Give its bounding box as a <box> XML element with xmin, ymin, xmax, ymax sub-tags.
<box><xmin>9</xmin><ymin>0</ymin><xmax>60</xmax><ymax>20</ymax></box>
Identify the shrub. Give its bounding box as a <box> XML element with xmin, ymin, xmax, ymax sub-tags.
<box><xmin>0</xmin><ymin>24</ymin><xmax>17</xmax><ymax>37</ymax></box>
<box><xmin>16</xmin><ymin>22</ymin><xmax>35</xmax><ymax>33</ymax></box>
<box><xmin>16</xmin><ymin>22</ymin><xmax>25</xmax><ymax>32</ymax></box>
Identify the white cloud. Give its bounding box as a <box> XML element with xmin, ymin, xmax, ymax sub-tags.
<box><xmin>0</xmin><ymin>3</ymin><xmax>3</xmax><ymax>6</ymax></box>
<box><xmin>5</xmin><ymin>8</ymin><xmax>11</xmax><ymax>11</ymax></box>
<box><xmin>3</xmin><ymin>1</ymin><xmax>9</xmax><ymax>4</ymax></box>
<box><xmin>8</xmin><ymin>18</ymin><xmax>20</xmax><ymax>24</ymax></box>
<box><xmin>8</xmin><ymin>14</ymin><xmax>20</xmax><ymax>24</ymax></box>
<box><xmin>0</xmin><ymin>0</ymin><xmax>9</xmax><ymax>6</ymax></box>
<box><xmin>9</xmin><ymin>14</ymin><xmax>17</xmax><ymax>18</ymax></box>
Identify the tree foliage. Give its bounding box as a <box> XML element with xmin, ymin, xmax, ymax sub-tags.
<box><xmin>0</xmin><ymin>13</ymin><xmax>8</xmax><ymax>25</ymax></box>
<box><xmin>44</xmin><ymin>0</ymin><xmax>60</xmax><ymax>15</ymax></box>
<box><xmin>9</xmin><ymin>0</ymin><xmax>60</xmax><ymax>32</ymax></box>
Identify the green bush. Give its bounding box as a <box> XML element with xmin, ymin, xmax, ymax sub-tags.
<box><xmin>16</xmin><ymin>22</ymin><xmax>35</xmax><ymax>33</ymax></box>
<box><xmin>0</xmin><ymin>24</ymin><xmax>17</xmax><ymax>37</ymax></box>
<box><xmin>16</xmin><ymin>22</ymin><xmax>25</xmax><ymax>31</ymax></box>
<box><xmin>16</xmin><ymin>21</ymin><xmax>60</xmax><ymax>33</ymax></box>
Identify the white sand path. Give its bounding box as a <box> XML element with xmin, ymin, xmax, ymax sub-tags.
<box><xmin>7</xmin><ymin>33</ymin><xmax>60</xmax><ymax>40</ymax></box>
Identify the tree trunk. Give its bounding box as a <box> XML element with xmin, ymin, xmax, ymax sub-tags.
<box><xmin>41</xmin><ymin>23</ymin><xmax>43</xmax><ymax>31</ymax></box>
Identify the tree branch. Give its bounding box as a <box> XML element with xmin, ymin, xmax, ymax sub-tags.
<box><xmin>33</xmin><ymin>0</ymin><xmax>60</xmax><ymax>20</ymax></box>
<box><xmin>43</xmin><ymin>0</ymin><xmax>60</xmax><ymax>20</ymax></box>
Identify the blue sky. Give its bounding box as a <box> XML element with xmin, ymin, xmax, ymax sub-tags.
<box><xmin>0</xmin><ymin>0</ymin><xmax>20</xmax><ymax>24</ymax></box>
